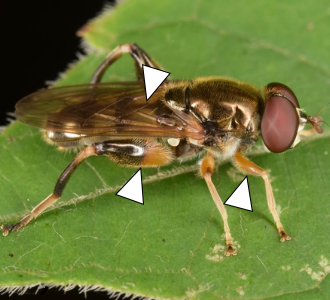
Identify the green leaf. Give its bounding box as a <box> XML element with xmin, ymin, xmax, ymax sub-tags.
<box><xmin>1</xmin><ymin>0</ymin><xmax>330</xmax><ymax>299</ymax></box>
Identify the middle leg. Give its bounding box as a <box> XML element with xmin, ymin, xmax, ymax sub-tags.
<box><xmin>200</xmin><ymin>153</ymin><xmax>237</xmax><ymax>256</ymax></box>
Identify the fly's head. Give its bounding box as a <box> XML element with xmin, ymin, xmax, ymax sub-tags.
<box><xmin>261</xmin><ymin>82</ymin><xmax>324</xmax><ymax>153</ymax></box>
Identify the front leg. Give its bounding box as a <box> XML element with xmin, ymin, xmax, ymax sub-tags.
<box><xmin>200</xmin><ymin>153</ymin><xmax>237</xmax><ymax>256</ymax></box>
<box><xmin>233</xmin><ymin>151</ymin><xmax>291</xmax><ymax>242</ymax></box>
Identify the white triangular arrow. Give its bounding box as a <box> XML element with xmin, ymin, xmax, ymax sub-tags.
<box><xmin>224</xmin><ymin>176</ymin><xmax>252</xmax><ymax>211</ymax></box>
<box><xmin>116</xmin><ymin>169</ymin><xmax>144</xmax><ymax>204</ymax></box>
<box><xmin>142</xmin><ymin>65</ymin><xmax>170</xmax><ymax>100</ymax></box>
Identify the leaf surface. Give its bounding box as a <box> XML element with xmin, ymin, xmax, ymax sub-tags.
<box><xmin>1</xmin><ymin>1</ymin><xmax>330</xmax><ymax>299</ymax></box>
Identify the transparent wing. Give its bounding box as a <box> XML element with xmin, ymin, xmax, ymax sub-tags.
<box><xmin>15</xmin><ymin>82</ymin><xmax>204</xmax><ymax>140</ymax></box>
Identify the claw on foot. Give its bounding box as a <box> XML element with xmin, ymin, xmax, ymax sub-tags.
<box><xmin>1</xmin><ymin>225</ymin><xmax>9</xmax><ymax>237</ymax></box>
<box><xmin>279</xmin><ymin>230</ymin><xmax>291</xmax><ymax>242</ymax></box>
<box><xmin>225</xmin><ymin>244</ymin><xmax>237</xmax><ymax>256</ymax></box>
<box><xmin>1</xmin><ymin>224</ymin><xmax>16</xmax><ymax>237</ymax></box>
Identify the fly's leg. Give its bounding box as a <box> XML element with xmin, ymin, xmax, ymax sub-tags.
<box><xmin>91</xmin><ymin>43</ymin><xmax>161</xmax><ymax>84</ymax></box>
<box><xmin>1</xmin><ymin>146</ymin><xmax>97</xmax><ymax>236</ymax></box>
<box><xmin>233</xmin><ymin>151</ymin><xmax>291</xmax><ymax>242</ymax></box>
<box><xmin>94</xmin><ymin>139</ymin><xmax>174</xmax><ymax>167</ymax></box>
<box><xmin>200</xmin><ymin>153</ymin><xmax>237</xmax><ymax>256</ymax></box>
<box><xmin>1</xmin><ymin>139</ymin><xmax>173</xmax><ymax>236</ymax></box>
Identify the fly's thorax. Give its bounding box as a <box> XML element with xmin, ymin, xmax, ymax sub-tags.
<box><xmin>164</xmin><ymin>77</ymin><xmax>264</xmax><ymax>152</ymax></box>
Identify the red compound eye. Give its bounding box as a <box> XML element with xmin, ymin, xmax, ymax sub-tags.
<box><xmin>261</xmin><ymin>96</ymin><xmax>299</xmax><ymax>153</ymax></box>
<box><xmin>266</xmin><ymin>82</ymin><xmax>299</xmax><ymax>108</ymax></box>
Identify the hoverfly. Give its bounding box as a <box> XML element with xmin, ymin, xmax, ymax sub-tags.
<box><xmin>1</xmin><ymin>43</ymin><xmax>324</xmax><ymax>256</ymax></box>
